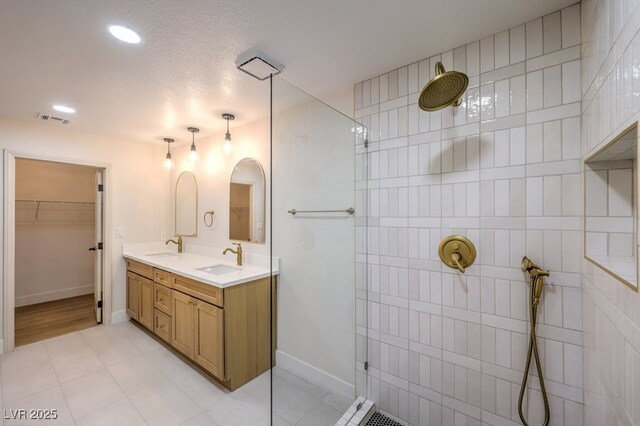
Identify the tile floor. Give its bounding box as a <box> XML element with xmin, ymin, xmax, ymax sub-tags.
<box><xmin>0</xmin><ymin>322</ymin><xmax>353</xmax><ymax>425</ymax></box>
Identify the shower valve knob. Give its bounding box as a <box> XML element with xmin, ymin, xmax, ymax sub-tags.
<box><xmin>438</xmin><ymin>235</ymin><xmax>476</xmax><ymax>274</ymax></box>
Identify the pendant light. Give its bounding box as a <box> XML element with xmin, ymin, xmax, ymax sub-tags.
<box><xmin>163</xmin><ymin>138</ymin><xmax>174</xmax><ymax>171</ymax></box>
<box><xmin>187</xmin><ymin>127</ymin><xmax>199</xmax><ymax>163</ymax></box>
<box><xmin>222</xmin><ymin>113</ymin><xmax>235</xmax><ymax>154</ymax></box>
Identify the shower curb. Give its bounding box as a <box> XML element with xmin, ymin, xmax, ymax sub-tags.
<box><xmin>335</xmin><ymin>396</ymin><xmax>375</xmax><ymax>425</ymax></box>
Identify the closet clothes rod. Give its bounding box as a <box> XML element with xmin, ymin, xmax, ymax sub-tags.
<box><xmin>287</xmin><ymin>208</ymin><xmax>355</xmax><ymax>216</ymax></box>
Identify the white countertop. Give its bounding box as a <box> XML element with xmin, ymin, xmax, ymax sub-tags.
<box><xmin>122</xmin><ymin>242</ymin><xmax>279</xmax><ymax>289</ymax></box>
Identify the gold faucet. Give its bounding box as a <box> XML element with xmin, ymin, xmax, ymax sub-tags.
<box><xmin>165</xmin><ymin>235</ymin><xmax>183</xmax><ymax>253</ymax></box>
<box><xmin>223</xmin><ymin>243</ymin><xmax>243</xmax><ymax>266</ymax></box>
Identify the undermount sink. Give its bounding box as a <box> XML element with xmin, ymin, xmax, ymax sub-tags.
<box><xmin>196</xmin><ymin>264</ymin><xmax>238</xmax><ymax>275</ymax></box>
<box><xmin>145</xmin><ymin>252</ymin><xmax>178</xmax><ymax>258</ymax></box>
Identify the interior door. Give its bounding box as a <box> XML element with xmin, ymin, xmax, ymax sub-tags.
<box><xmin>94</xmin><ymin>169</ymin><xmax>104</xmax><ymax>323</ymax></box>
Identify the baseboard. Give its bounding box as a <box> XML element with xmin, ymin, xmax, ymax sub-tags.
<box><xmin>111</xmin><ymin>310</ymin><xmax>129</xmax><ymax>324</ymax></box>
<box><xmin>276</xmin><ymin>349</ymin><xmax>355</xmax><ymax>399</ymax></box>
<box><xmin>15</xmin><ymin>285</ymin><xmax>93</xmax><ymax>307</ymax></box>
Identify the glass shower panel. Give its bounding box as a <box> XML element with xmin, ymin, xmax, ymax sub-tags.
<box><xmin>271</xmin><ymin>76</ymin><xmax>367</xmax><ymax>425</ymax></box>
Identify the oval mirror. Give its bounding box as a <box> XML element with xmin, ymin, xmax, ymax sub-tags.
<box><xmin>229</xmin><ymin>158</ymin><xmax>265</xmax><ymax>243</ymax></box>
<box><xmin>175</xmin><ymin>171</ymin><xmax>198</xmax><ymax>236</ymax></box>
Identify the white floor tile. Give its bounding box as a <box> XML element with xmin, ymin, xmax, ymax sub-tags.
<box><xmin>125</xmin><ymin>333</ymin><xmax>163</xmax><ymax>354</ymax></box>
<box><xmin>180</xmin><ymin>411</ymin><xmax>222</xmax><ymax>426</ymax></box>
<box><xmin>43</xmin><ymin>333</ymin><xmax>90</xmax><ymax>359</ymax></box>
<box><xmin>107</xmin><ymin>355</ymin><xmax>166</xmax><ymax>396</ymax></box>
<box><xmin>2</xmin><ymin>360</ymin><xmax>59</xmax><ymax>403</ymax></box>
<box><xmin>1</xmin><ymin>342</ymin><xmax>49</xmax><ymax>374</ymax></box>
<box><xmin>93</xmin><ymin>336</ymin><xmax>142</xmax><ymax>366</ymax></box>
<box><xmin>168</xmin><ymin>366</ymin><xmax>228</xmax><ymax>409</ymax></box>
<box><xmin>75</xmin><ymin>398</ymin><xmax>146</xmax><ymax>426</ymax></box>
<box><xmin>61</xmin><ymin>369</ymin><xmax>125</xmax><ymax>420</ymax></box>
<box><xmin>207</xmin><ymin>394</ymin><xmax>271</xmax><ymax>426</ymax></box>
<box><xmin>50</xmin><ymin>347</ymin><xmax>104</xmax><ymax>383</ymax></box>
<box><xmin>3</xmin><ymin>386</ymin><xmax>73</xmax><ymax>425</ymax></box>
<box><xmin>129</xmin><ymin>379</ymin><xmax>201</xmax><ymax>426</ymax></box>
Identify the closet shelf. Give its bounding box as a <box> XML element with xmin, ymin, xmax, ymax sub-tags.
<box><xmin>16</xmin><ymin>200</ymin><xmax>96</xmax><ymax>225</ymax></box>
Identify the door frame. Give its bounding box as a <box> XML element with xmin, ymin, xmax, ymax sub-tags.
<box><xmin>3</xmin><ymin>150</ymin><xmax>112</xmax><ymax>352</ymax></box>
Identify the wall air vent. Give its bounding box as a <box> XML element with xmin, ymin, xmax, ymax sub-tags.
<box><xmin>36</xmin><ymin>113</ymin><xmax>70</xmax><ymax>125</ymax></box>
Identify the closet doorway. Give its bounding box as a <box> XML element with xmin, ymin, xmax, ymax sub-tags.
<box><xmin>13</xmin><ymin>159</ymin><xmax>104</xmax><ymax>346</ymax></box>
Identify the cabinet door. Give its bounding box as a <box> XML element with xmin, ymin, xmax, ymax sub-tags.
<box><xmin>172</xmin><ymin>290</ymin><xmax>195</xmax><ymax>359</ymax></box>
<box><xmin>138</xmin><ymin>277</ymin><xmax>154</xmax><ymax>330</ymax></box>
<box><xmin>126</xmin><ymin>272</ymin><xmax>139</xmax><ymax>321</ymax></box>
<box><xmin>195</xmin><ymin>299</ymin><xmax>225</xmax><ymax>379</ymax></box>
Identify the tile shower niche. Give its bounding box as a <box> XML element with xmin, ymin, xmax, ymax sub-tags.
<box><xmin>585</xmin><ymin>123</ymin><xmax>638</xmax><ymax>289</ymax></box>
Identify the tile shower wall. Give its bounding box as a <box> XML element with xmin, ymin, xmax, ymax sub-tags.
<box><xmin>354</xmin><ymin>4</ymin><xmax>583</xmax><ymax>425</ymax></box>
<box><xmin>581</xmin><ymin>0</ymin><xmax>640</xmax><ymax>424</ymax></box>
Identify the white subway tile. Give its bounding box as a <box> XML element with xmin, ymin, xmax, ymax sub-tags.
<box><xmin>527</xmin><ymin>123</ymin><xmax>544</xmax><ymax>163</ymax></box>
<box><xmin>543</xmin><ymin>175</ymin><xmax>562</xmax><ymax>216</ymax></box>
<box><xmin>527</xmin><ymin>71</ymin><xmax>544</xmax><ymax>111</ymax></box>
<box><xmin>510</xmin><ymin>25</ymin><xmax>526</xmax><ymax>64</ymax></box>
<box><xmin>543</xmin><ymin>120</ymin><xmax>562</xmax><ymax>162</ymax></box>
<box><xmin>562</xmin><ymin>60</ymin><xmax>581</xmax><ymax>104</ymax></box>
<box><xmin>510</xmin><ymin>75</ymin><xmax>526</xmax><ymax>115</ymax></box>
<box><xmin>481</xmin><ymin>36</ymin><xmax>495</xmax><ymax>73</ymax></box>
<box><xmin>467</xmin><ymin>41</ymin><xmax>480</xmax><ymax>76</ymax></box>
<box><xmin>543</xmin><ymin>11</ymin><xmax>562</xmax><ymax>54</ymax></box>
<box><xmin>545</xmin><ymin>339</ymin><xmax>564</xmax><ymax>382</ymax></box>
<box><xmin>526</xmin><ymin>18</ymin><xmax>544</xmax><ymax>59</ymax></box>
<box><xmin>562</xmin><ymin>287</ymin><xmax>582</xmax><ymax>330</ymax></box>
<box><xmin>509</xmin><ymin>127</ymin><xmax>526</xmax><ymax>165</ymax></box>
<box><xmin>495</xmin><ymin>79</ymin><xmax>510</xmax><ymax>118</ymax></box>
<box><xmin>495</xmin><ymin>31</ymin><xmax>510</xmax><ymax>69</ymax></box>
<box><xmin>494</xmin><ymin>129</ymin><xmax>510</xmax><ymax>167</ymax></box>
<box><xmin>544</xmin><ymin>65</ymin><xmax>562</xmax><ymax>108</ymax></box>
<box><xmin>561</xmin><ymin>4</ymin><xmax>581</xmax><ymax>48</ymax></box>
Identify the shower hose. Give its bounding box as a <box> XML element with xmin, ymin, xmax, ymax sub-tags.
<box><xmin>517</xmin><ymin>273</ymin><xmax>550</xmax><ymax>426</ymax></box>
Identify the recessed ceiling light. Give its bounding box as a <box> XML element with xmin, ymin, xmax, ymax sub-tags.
<box><xmin>108</xmin><ymin>25</ymin><xmax>141</xmax><ymax>44</ymax></box>
<box><xmin>52</xmin><ymin>105</ymin><xmax>75</xmax><ymax>114</ymax></box>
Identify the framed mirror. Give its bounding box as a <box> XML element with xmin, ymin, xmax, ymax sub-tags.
<box><xmin>229</xmin><ymin>158</ymin><xmax>265</xmax><ymax>243</ymax></box>
<box><xmin>584</xmin><ymin>122</ymin><xmax>638</xmax><ymax>290</ymax></box>
<box><xmin>175</xmin><ymin>171</ymin><xmax>198</xmax><ymax>236</ymax></box>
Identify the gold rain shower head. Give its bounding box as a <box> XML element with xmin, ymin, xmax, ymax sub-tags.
<box><xmin>418</xmin><ymin>62</ymin><xmax>469</xmax><ymax>112</ymax></box>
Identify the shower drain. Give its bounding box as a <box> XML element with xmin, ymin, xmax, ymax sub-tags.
<box><xmin>365</xmin><ymin>412</ymin><xmax>402</xmax><ymax>426</ymax></box>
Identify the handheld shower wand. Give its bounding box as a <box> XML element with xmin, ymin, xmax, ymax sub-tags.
<box><xmin>518</xmin><ymin>257</ymin><xmax>550</xmax><ymax>426</ymax></box>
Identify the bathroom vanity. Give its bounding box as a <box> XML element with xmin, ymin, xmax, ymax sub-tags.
<box><xmin>123</xmin><ymin>246</ymin><xmax>276</xmax><ymax>391</ymax></box>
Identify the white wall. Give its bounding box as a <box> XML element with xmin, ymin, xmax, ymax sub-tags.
<box><xmin>15</xmin><ymin>160</ymin><xmax>97</xmax><ymax>306</ymax></box>
<box><xmin>0</xmin><ymin>116</ymin><xmax>169</xmax><ymax>333</ymax></box>
<box><xmin>355</xmin><ymin>4</ymin><xmax>583</xmax><ymax>425</ymax></box>
<box><xmin>581</xmin><ymin>0</ymin><xmax>640</xmax><ymax>424</ymax></box>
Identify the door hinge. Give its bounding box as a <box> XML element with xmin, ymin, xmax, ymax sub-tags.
<box><xmin>364</xmin><ymin>361</ymin><xmax>368</xmax><ymax>371</ymax></box>
<box><xmin>364</xmin><ymin>139</ymin><xmax>369</xmax><ymax>148</ymax></box>
<box><xmin>97</xmin><ymin>300</ymin><xmax>103</xmax><ymax>308</ymax></box>
<box><xmin>97</xmin><ymin>242</ymin><xmax>103</xmax><ymax>250</ymax></box>
<box><xmin>98</xmin><ymin>184</ymin><xmax>104</xmax><ymax>192</ymax></box>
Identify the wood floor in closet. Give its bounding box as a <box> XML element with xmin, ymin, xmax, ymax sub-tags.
<box><xmin>15</xmin><ymin>294</ymin><xmax>96</xmax><ymax>346</ymax></box>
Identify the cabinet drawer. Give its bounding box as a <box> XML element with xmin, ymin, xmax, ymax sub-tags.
<box><xmin>154</xmin><ymin>309</ymin><xmax>171</xmax><ymax>344</ymax></box>
<box><xmin>174</xmin><ymin>275</ymin><xmax>223</xmax><ymax>308</ymax></box>
<box><xmin>126</xmin><ymin>259</ymin><xmax>153</xmax><ymax>280</ymax></box>
<box><xmin>154</xmin><ymin>283</ymin><xmax>172</xmax><ymax>315</ymax></box>
<box><xmin>154</xmin><ymin>269</ymin><xmax>174</xmax><ymax>287</ymax></box>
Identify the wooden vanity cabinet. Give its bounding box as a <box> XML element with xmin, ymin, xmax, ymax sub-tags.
<box><xmin>126</xmin><ymin>260</ymin><xmax>154</xmax><ymax>330</ymax></box>
<box><xmin>125</xmin><ymin>257</ymin><xmax>272</xmax><ymax>391</ymax></box>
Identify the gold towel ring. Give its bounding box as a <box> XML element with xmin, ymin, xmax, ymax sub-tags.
<box><xmin>203</xmin><ymin>211</ymin><xmax>215</xmax><ymax>227</ymax></box>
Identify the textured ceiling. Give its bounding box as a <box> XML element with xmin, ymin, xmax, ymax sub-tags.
<box><xmin>0</xmin><ymin>0</ymin><xmax>577</xmax><ymax>144</ymax></box>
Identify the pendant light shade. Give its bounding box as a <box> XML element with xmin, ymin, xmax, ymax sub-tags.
<box><xmin>187</xmin><ymin>127</ymin><xmax>199</xmax><ymax>163</ymax></box>
<box><xmin>222</xmin><ymin>113</ymin><xmax>235</xmax><ymax>154</ymax></box>
<box><xmin>163</xmin><ymin>138</ymin><xmax>174</xmax><ymax>171</ymax></box>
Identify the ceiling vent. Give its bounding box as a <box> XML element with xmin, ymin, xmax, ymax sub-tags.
<box><xmin>36</xmin><ymin>113</ymin><xmax>71</xmax><ymax>125</ymax></box>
